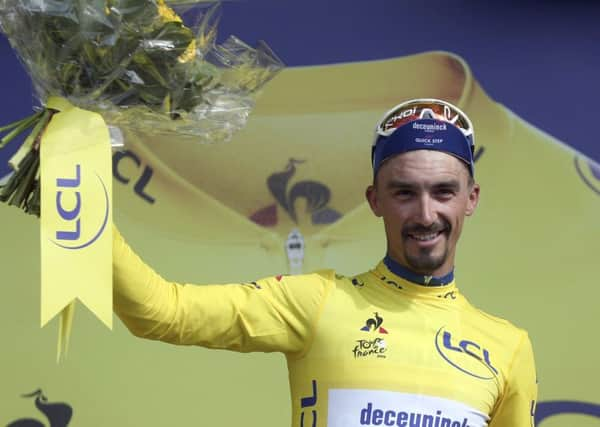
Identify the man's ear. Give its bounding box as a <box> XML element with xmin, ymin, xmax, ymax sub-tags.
<box><xmin>366</xmin><ymin>184</ymin><xmax>382</xmax><ymax>217</ymax></box>
<box><xmin>465</xmin><ymin>182</ymin><xmax>480</xmax><ymax>216</ymax></box>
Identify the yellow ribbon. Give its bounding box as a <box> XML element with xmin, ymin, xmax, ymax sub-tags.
<box><xmin>40</xmin><ymin>97</ymin><xmax>113</xmax><ymax>361</ymax></box>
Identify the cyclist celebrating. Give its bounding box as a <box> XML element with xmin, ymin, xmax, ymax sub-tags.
<box><xmin>113</xmin><ymin>99</ymin><xmax>537</xmax><ymax>427</ymax></box>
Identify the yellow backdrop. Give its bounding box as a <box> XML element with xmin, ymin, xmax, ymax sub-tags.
<box><xmin>1</xmin><ymin>52</ymin><xmax>599</xmax><ymax>426</ymax></box>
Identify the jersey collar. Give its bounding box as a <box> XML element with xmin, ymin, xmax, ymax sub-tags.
<box><xmin>374</xmin><ymin>260</ymin><xmax>457</xmax><ymax>298</ymax></box>
<box><xmin>383</xmin><ymin>255</ymin><xmax>454</xmax><ymax>286</ymax></box>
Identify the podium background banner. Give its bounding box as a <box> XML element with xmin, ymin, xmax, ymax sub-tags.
<box><xmin>1</xmin><ymin>1</ymin><xmax>599</xmax><ymax>426</ymax></box>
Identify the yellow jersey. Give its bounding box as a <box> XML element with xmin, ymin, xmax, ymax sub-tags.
<box><xmin>113</xmin><ymin>227</ymin><xmax>537</xmax><ymax>427</ymax></box>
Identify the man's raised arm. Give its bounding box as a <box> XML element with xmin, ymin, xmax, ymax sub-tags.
<box><xmin>112</xmin><ymin>225</ymin><xmax>333</xmax><ymax>355</ymax></box>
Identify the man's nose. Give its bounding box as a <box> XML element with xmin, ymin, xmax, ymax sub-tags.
<box><xmin>415</xmin><ymin>194</ymin><xmax>437</xmax><ymax>226</ymax></box>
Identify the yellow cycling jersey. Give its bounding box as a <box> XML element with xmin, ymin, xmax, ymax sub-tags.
<box><xmin>114</xmin><ymin>228</ymin><xmax>537</xmax><ymax>427</ymax></box>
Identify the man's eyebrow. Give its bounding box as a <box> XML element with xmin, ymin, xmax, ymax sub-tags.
<box><xmin>386</xmin><ymin>180</ymin><xmax>417</xmax><ymax>190</ymax></box>
<box><xmin>432</xmin><ymin>179</ymin><xmax>461</xmax><ymax>190</ymax></box>
<box><xmin>385</xmin><ymin>179</ymin><xmax>462</xmax><ymax>190</ymax></box>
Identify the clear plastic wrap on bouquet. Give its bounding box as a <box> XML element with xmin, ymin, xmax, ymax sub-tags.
<box><xmin>0</xmin><ymin>0</ymin><xmax>284</xmax><ymax>143</ymax></box>
<box><xmin>0</xmin><ymin>0</ymin><xmax>283</xmax><ymax>216</ymax></box>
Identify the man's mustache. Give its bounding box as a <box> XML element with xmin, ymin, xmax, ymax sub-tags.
<box><xmin>402</xmin><ymin>221</ymin><xmax>450</xmax><ymax>236</ymax></box>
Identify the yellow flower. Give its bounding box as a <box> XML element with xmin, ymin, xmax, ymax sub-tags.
<box><xmin>157</xmin><ymin>0</ymin><xmax>182</xmax><ymax>24</ymax></box>
<box><xmin>156</xmin><ymin>0</ymin><xmax>195</xmax><ymax>63</ymax></box>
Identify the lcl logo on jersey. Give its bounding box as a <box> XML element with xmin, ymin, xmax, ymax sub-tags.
<box><xmin>574</xmin><ymin>156</ymin><xmax>600</xmax><ymax>196</ymax></box>
<box><xmin>434</xmin><ymin>326</ymin><xmax>498</xmax><ymax>380</ymax></box>
<box><xmin>299</xmin><ymin>380</ymin><xmax>318</xmax><ymax>427</ymax></box>
<box><xmin>50</xmin><ymin>164</ymin><xmax>109</xmax><ymax>250</ymax></box>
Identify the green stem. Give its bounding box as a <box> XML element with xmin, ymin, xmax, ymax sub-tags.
<box><xmin>25</xmin><ymin>177</ymin><xmax>41</xmax><ymax>217</ymax></box>
<box><xmin>0</xmin><ymin>111</ymin><xmax>43</xmax><ymax>148</ymax></box>
<box><xmin>0</xmin><ymin>148</ymin><xmax>36</xmax><ymax>202</ymax></box>
<box><xmin>9</xmin><ymin>150</ymin><xmax>39</xmax><ymax>209</ymax></box>
<box><xmin>0</xmin><ymin>110</ymin><xmax>42</xmax><ymax>133</ymax></box>
<box><xmin>9</xmin><ymin>109</ymin><xmax>52</xmax><ymax>171</ymax></box>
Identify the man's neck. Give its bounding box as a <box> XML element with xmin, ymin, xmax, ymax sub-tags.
<box><xmin>383</xmin><ymin>255</ymin><xmax>454</xmax><ymax>286</ymax></box>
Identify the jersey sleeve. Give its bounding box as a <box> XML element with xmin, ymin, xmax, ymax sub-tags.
<box><xmin>489</xmin><ymin>331</ymin><xmax>538</xmax><ymax>427</ymax></box>
<box><xmin>112</xmin><ymin>225</ymin><xmax>333</xmax><ymax>355</ymax></box>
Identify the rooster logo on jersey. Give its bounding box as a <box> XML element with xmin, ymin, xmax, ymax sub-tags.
<box><xmin>354</xmin><ymin>313</ymin><xmax>389</xmax><ymax>359</ymax></box>
<box><xmin>360</xmin><ymin>312</ymin><xmax>388</xmax><ymax>334</ymax></box>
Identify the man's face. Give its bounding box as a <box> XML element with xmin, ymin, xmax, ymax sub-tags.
<box><xmin>366</xmin><ymin>150</ymin><xmax>480</xmax><ymax>276</ymax></box>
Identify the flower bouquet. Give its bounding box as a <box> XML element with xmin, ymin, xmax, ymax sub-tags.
<box><xmin>0</xmin><ymin>0</ymin><xmax>283</xmax><ymax>215</ymax></box>
<box><xmin>0</xmin><ymin>0</ymin><xmax>282</xmax><ymax>356</ymax></box>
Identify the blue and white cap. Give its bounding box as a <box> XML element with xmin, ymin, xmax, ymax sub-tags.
<box><xmin>371</xmin><ymin>99</ymin><xmax>475</xmax><ymax>176</ymax></box>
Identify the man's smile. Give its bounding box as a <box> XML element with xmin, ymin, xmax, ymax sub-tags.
<box><xmin>403</xmin><ymin>222</ymin><xmax>450</xmax><ymax>247</ymax></box>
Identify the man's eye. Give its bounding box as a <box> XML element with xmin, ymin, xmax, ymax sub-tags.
<box><xmin>436</xmin><ymin>188</ymin><xmax>455</xmax><ymax>197</ymax></box>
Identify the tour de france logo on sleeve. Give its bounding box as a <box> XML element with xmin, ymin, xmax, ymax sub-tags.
<box><xmin>434</xmin><ymin>327</ymin><xmax>498</xmax><ymax>380</ymax></box>
<box><xmin>49</xmin><ymin>163</ymin><xmax>110</xmax><ymax>249</ymax></box>
<box><xmin>352</xmin><ymin>313</ymin><xmax>389</xmax><ymax>359</ymax></box>
<box><xmin>7</xmin><ymin>389</ymin><xmax>72</xmax><ymax>427</ymax></box>
<box><xmin>574</xmin><ymin>155</ymin><xmax>600</xmax><ymax>196</ymax></box>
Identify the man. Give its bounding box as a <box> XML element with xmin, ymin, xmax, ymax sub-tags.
<box><xmin>113</xmin><ymin>99</ymin><xmax>537</xmax><ymax>426</ymax></box>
